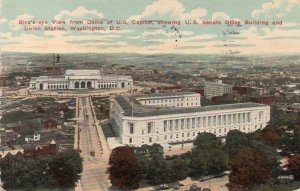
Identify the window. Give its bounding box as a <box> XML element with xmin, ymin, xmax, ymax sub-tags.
<box><xmin>129</xmin><ymin>123</ymin><xmax>134</xmax><ymax>134</ymax></box>
<box><xmin>175</xmin><ymin>119</ymin><xmax>179</xmax><ymax>130</ymax></box>
<box><xmin>247</xmin><ymin>113</ymin><xmax>251</xmax><ymax>122</ymax></box>
<box><xmin>147</xmin><ymin>122</ymin><xmax>152</xmax><ymax>133</ymax></box>
<box><xmin>187</xmin><ymin>118</ymin><xmax>190</xmax><ymax>128</ymax></box>
<box><xmin>208</xmin><ymin>116</ymin><xmax>211</xmax><ymax>127</ymax></box>
<box><xmin>182</xmin><ymin>133</ymin><xmax>184</xmax><ymax>137</ymax></box>
<box><xmin>149</xmin><ymin>137</ymin><xmax>152</xmax><ymax>142</ymax></box>
<box><xmin>192</xmin><ymin>118</ymin><xmax>195</xmax><ymax>128</ymax></box>
<box><xmin>129</xmin><ymin>138</ymin><xmax>132</xmax><ymax>144</ymax></box>
<box><xmin>213</xmin><ymin>116</ymin><xmax>216</xmax><ymax>126</ymax></box>
<box><xmin>169</xmin><ymin>120</ymin><xmax>173</xmax><ymax>131</ymax></box>
<box><xmin>164</xmin><ymin>135</ymin><xmax>167</xmax><ymax>140</ymax></box>
<box><xmin>181</xmin><ymin>119</ymin><xmax>184</xmax><ymax>129</ymax></box>
<box><xmin>164</xmin><ymin>120</ymin><xmax>167</xmax><ymax>132</ymax></box>
<box><xmin>187</xmin><ymin>132</ymin><xmax>190</xmax><ymax>137</ymax></box>
<box><xmin>203</xmin><ymin>117</ymin><xmax>206</xmax><ymax>127</ymax></box>
<box><xmin>223</xmin><ymin>115</ymin><xmax>226</xmax><ymax>125</ymax></box>
<box><xmin>259</xmin><ymin>111</ymin><xmax>263</xmax><ymax>120</ymax></box>
<box><xmin>233</xmin><ymin>114</ymin><xmax>236</xmax><ymax>124</ymax></box>
<box><xmin>176</xmin><ymin>134</ymin><xmax>178</xmax><ymax>138</ymax></box>
<box><xmin>218</xmin><ymin>115</ymin><xmax>221</xmax><ymax>126</ymax></box>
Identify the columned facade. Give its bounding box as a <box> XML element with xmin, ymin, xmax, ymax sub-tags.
<box><xmin>110</xmin><ymin>93</ymin><xmax>271</xmax><ymax>147</ymax></box>
<box><xmin>30</xmin><ymin>69</ymin><xmax>133</xmax><ymax>90</ymax></box>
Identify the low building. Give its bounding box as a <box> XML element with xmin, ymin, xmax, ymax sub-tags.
<box><xmin>204</xmin><ymin>80</ymin><xmax>233</xmax><ymax>99</ymax></box>
<box><xmin>30</xmin><ymin>69</ymin><xmax>133</xmax><ymax>90</ymax></box>
<box><xmin>251</xmin><ymin>95</ymin><xmax>276</xmax><ymax>105</ymax></box>
<box><xmin>42</xmin><ymin>119</ymin><xmax>58</xmax><ymax>130</ymax></box>
<box><xmin>25</xmin><ymin>133</ymin><xmax>41</xmax><ymax>142</ymax></box>
<box><xmin>109</xmin><ymin>92</ymin><xmax>270</xmax><ymax>147</ymax></box>
<box><xmin>23</xmin><ymin>140</ymin><xmax>57</xmax><ymax>158</ymax></box>
<box><xmin>0</xmin><ymin>146</ymin><xmax>24</xmax><ymax>161</ymax></box>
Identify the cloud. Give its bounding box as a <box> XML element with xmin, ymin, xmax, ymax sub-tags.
<box><xmin>0</xmin><ymin>17</ymin><xmax>8</xmax><ymax>25</ymax></box>
<box><xmin>0</xmin><ymin>32</ymin><xmax>12</xmax><ymax>38</ymax></box>
<box><xmin>54</xmin><ymin>6</ymin><xmax>103</xmax><ymax>20</ymax></box>
<box><xmin>252</xmin><ymin>0</ymin><xmax>300</xmax><ymax>18</ymax></box>
<box><xmin>129</xmin><ymin>0</ymin><xmax>207</xmax><ymax>20</ymax></box>
<box><xmin>211</xmin><ymin>12</ymin><xmax>230</xmax><ymax>20</ymax></box>
<box><xmin>127</xmin><ymin>36</ymin><xmax>141</xmax><ymax>40</ymax></box>
<box><xmin>142</xmin><ymin>29</ymin><xmax>193</xmax><ymax>37</ymax></box>
<box><xmin>9</xmin><ymin>14</ymin><xmax>34</xmax><ymax>31</ymax></box>
<box><xmin>285</xmin><ymin>0</ymin><xmax>300</xmax><ymax>12</ymax></box>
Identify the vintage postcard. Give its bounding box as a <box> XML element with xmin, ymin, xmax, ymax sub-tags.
<box><xmin>0</xmin><ymin>0</ymin><xmax>300</xmax><ymax>191</ymax></box>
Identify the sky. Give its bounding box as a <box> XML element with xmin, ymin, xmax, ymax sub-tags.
<box><xmin>1</xmin><ymin>0</ymin><xmax>300</xmax><ymax>54</ymax></box>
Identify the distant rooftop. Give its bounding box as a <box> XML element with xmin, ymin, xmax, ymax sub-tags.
<box><xmin>65</xmin><ymin>69</ymin><xmax>101</xmax><ymax>76</ymax></box>
<box><xmin>115</xmin><ymin>94</ymin><xmax>268</xmax><ymax>117</ymax></box>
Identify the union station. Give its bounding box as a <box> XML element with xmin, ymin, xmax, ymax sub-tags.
<box><xmin>29</xmin><ymin>69</ymin><xmax>133</xmax><ymax>90</ymax></box>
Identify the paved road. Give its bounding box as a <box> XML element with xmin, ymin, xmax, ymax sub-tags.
<box><xmin>76</xmin><ymin>97</ymin><xmax>111</xmax><ymax>191</ymax></box>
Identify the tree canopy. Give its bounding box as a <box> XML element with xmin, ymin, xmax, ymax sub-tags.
<box><xmin>227</xmin><ymin>148</ymin><xmax>270</xmax><ymax>191</ymax></box>
<box><xmin>107</xmin><ymin>146</ymin><xmax>142</xmax><ymax>189</ymax></box>
<box><xmin>0</xmin><ymin>150</ymin><xmax>82</xmax><ymax>190</ymax></box>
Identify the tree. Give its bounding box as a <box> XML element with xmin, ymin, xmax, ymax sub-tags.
<box><xmin>190</xmin><ymin>149</ymin><xmax>208</xmax><ymax>177</ymax></box>
<box><xmin>143</xmin><ymin>153</ymin><xmax>168</xmax><ymax>185</ymax></box>
<box><xmin>249</xmin><ymin>139</ymin><xmax>280</xmax><ymax>178</ymax></box>
<box><xmin>0</xmin><ymin>150</ymin><xmax>82</xmax><ymax>190</ymax></box>
<box><xmin>288</xmin><ymin>154</ymin><xmax>300</xmax><ymax>181</ymax></box>
<box><xmin>0</xmin><ymin>157</ymin><xmax>54</xmax><ymax>190</ymax></box>
<box><xmin>227</xmin><ymin>148</ymin><xmax>270</xmax><ymax>191</ymax></box>
<box><xmin>135</xmin><ymin>144</ymin><xmax>164</xmax><ymax>158</ymax></box>
<box><xmin>48</xmin><ymin>150</ymin><xmax>83</xmax><ymax>188</ymax></box>
<box><xmin>107</xmin><ymin>146</ymin><xmax>142</xmax><ymax>189</ymax></box>
<box><xmin>190</xmin><ymin>148</ymin><xmax>228</xmax><ymax>177</ymax></box>
<box><xmin>206</xmin><ymin>149</ymin><xmax>228</xmax><ymax>176</ymax></box>
<box><xmin>280</xmin><ymin>131</ymin><xmax>300</xmax><ymax>155</ymax></box>
<box><xmin>260</xmin><ymin>126</ymin><xmax>281</xmax><ymax>146</ymax></box>
<box><xmin>150</xmin><ymin>88</ymin><xmax>156</xmax><ymax>93</ymax></box>
<box><xmin>193</xmin><ymin>132</ymin><xmax>221</xmax><ymax>150</ymax></box>
<box><xmin>167</xmin><ymin>158</ymin><xmax>189</xmax><ymax>182</ymax></box>
<box><xmin>225</xmin><ymin>130</ymin><xmax>249</xmax><ymax>158</ymax></box>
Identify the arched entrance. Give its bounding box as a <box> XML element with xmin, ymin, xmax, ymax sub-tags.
<box><xmin>75</xmin><ymin>81</ymin><xmax>79</xmax><ymax>89</ymax></box>
<box><xmin>39</xmin><ymin>83</ymin><xmax>43</xmax><ymax>90</ymax></box>
<box><xmin>81</xmin><ymin>81</ymin><xmax>86</xmax><ymax>89</ymax></box>
<box><xmin>121</xmin><ymin>82</ymin><xmax>125</xmax><ymax>88</ymax></box>
<box><xmin>87</xmin><ymin>81</ymin><xmax>92</xmax><ymax>88</ymax></box>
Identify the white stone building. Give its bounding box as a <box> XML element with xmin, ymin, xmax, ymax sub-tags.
<box><xmin>204</xmin><ymin>80</ymin><xmax>233</xmax><ymax>99</ymax></box>
<box><xmin>30</xmin><ymin>69</ymin><xmax>133</xmax><ymax>90</ymax></box>
<box><xmin>109</xmin><ymin>92</ymin><xmax>270</xmax><ymax>147</ymax></box>
<box><xmin>135</xmin><ymin>92</ymin><xmax>201</xmax><ymax>107</ymax></box>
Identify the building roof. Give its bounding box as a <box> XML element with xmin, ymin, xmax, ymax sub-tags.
<box><xmin>65</xmin><ymin>70</ymin><xmax>101</xmax><ymax>76</ymax></box>
<box><xmin>134</xmin><ymin>92</ymin><xmax>199</xmax><ymax>100</ymax></box>
<box><xmin>114</xmin><ymin>95</ymin><xmax>269</xmax><ymax>117</ymax></box>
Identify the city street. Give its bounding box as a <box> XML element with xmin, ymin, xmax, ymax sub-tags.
<box><xmin>76</xmin><ymin>97</ymin><xmax>111</xmax><ymax>191</ymax></box>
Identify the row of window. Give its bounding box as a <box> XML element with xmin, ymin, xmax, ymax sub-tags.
<box><xmin>144</xmin><ymin>97</ymin><xmax>198</xmax><ymax>104</ymax></box>
<box><xmin>163</xmin><ymin>113</ymin><xmax>253</xmax><ymax>132</ymax></box>
<box><xmin>128</xmin><ymin>112</ymin><xmax>264</xmax><ymax>135</ymax></box>
<box><xmin>98</xmin><ymin>84</ymin><xmax>117</xmax><ymax>88</ymax></box>
<box><xmin>128</xmin><ymin>124</ymin><xmax>263</xmax><ymax>144</ymax></box>
<box><xmin>48</xmin><ymin>84</ymin><xmax>68</xmax><ymax>89</ymax></box>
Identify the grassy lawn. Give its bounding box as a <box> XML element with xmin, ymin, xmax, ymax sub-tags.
<box><xmin>101</xmin><ymin>123</ymin><xmax>116</xmax><ymax>139</ymax></box>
